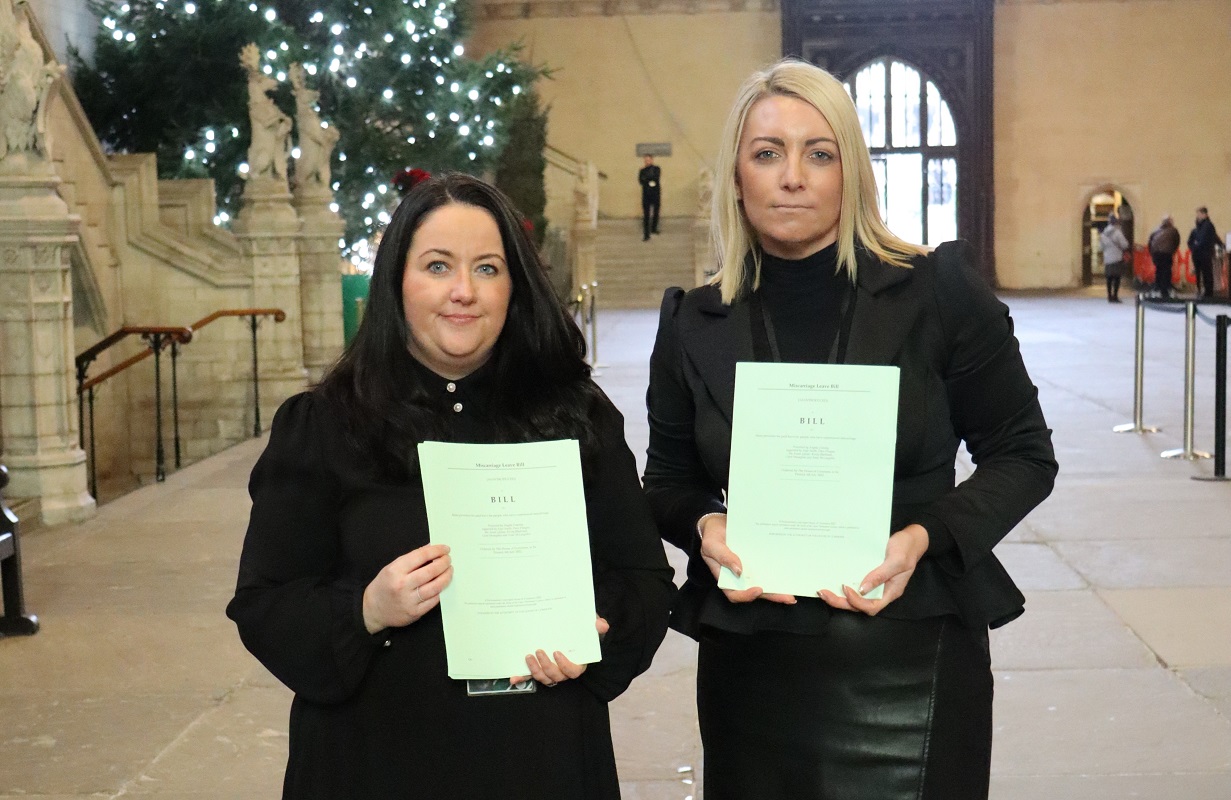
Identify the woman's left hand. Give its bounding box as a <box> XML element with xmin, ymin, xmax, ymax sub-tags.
<box><xmin>512</xmin><ymin>616</ymin><xmax>610</xmax><ymax>688</ymax></box>
<box><xmin>818</xmin><ymin>524</ymin><xmax>929</xmax><ymax>616</ymax></box>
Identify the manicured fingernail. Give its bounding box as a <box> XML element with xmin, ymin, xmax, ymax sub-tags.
<box><xmin>858</xmin><ymin>583</ymin><xmax>870</xmax><ymax>595</ymax></box>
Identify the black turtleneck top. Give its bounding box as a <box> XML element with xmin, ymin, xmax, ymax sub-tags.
<box><xmin>756</xmin><ymin>243</ymin><xmax>852</xmax><ymax>364</ymax></box>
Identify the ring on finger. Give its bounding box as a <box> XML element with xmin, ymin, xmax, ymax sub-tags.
<box><xmin>414</xmin><ymin>587</ymin><xmax>424</xmax><ymax>604</ymax></box>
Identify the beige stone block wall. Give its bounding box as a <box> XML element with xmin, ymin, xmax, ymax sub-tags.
<box><xmin>994</xmin><ymin>0</ymin><xmax>1231</xmax><ymax>288</ymax></box>
<box><xmin>467</xmin><ymin>11</ymin><xmax>780</xmax><ymax>227</ymax></box>
<box><xmin>472</xmin><ymin>0</ymin><xmax>1231</xmax><ymax>290</ymax></box>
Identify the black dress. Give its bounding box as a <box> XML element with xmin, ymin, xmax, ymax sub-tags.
<box><xmin>227</xmin><ymin>365</ymin><xmax>675</xmax><ymax>799</ymax></box>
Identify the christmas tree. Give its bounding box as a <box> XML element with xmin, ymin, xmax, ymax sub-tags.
<box><xmin>72</xmin><ymin>0</ymin><xmax>542</xmax><ymax>265</ymax></box>
<box><xmin>494</xmin><ymin>87</ymin><xmax>547</xmax><ymax>247</ymax></box>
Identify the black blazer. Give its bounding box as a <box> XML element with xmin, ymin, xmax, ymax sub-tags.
<box><xmin>644</xmin><ymin>241</ymin><xmax>1058</xmax><ymax>638</ymax></box>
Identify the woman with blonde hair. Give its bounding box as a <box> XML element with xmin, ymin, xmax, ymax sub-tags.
<box><xmin>644</xmin><ymin>59</ymin><xmax>1057</xmax><ymax>799</ymax></box>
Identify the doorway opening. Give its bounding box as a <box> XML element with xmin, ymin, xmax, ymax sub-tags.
<box><xmin>1082</xmin><ymin>189</ymin><xmax>1134</xmax><ymax>286</ymax></box>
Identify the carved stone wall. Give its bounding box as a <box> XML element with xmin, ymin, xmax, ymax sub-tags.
<box><xmin>233</xmin><ymin>178</ymin><xmax>308</xmax><ymax>430</ymax></box>
<box><xmin>293</xmin><ymin>192</ymin><xmax>345</xmax><ymax>384</ymax></box>
<box><xmin>0</xmin><ymin>174</ymin><xmax>94</xmax><ymax>524</ymax></box>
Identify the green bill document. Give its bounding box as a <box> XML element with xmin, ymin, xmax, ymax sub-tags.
<box><xmin>418</xmin><ymin>440</ymin><xmax>600</xmax><ymax>680</ymax></box>
<box><xmin>717</xmin><ymin>362</ymin><xmax>900</xmax><ymax>598</ymax></box>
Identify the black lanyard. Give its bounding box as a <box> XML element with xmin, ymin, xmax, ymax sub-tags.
<box><xmin>748</xmin><ymin>283</ymin><xmax>857</xmax><ymax>365</ymax></box>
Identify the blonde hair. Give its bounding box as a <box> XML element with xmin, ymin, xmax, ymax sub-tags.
<box><xmin>710</xmin><ymin>58</ymin><xmax>926</xmax><ymax>304</ymax></box>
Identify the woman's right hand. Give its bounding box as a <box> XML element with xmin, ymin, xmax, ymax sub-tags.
<box><xmin>361</xmin><ymin>543</ymin><xmax>453</xmax><ymax>633</ymax></box>
<box><xmin>699</xmin><ymin>514</ymin><xmax>795</xmax><ymax>605</ymax></box>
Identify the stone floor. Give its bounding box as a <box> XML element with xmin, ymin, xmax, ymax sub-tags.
<box><xmin>2</xmin><ymin>289</ymin><xmax>1230</xmax><ymax>799</ymax></box>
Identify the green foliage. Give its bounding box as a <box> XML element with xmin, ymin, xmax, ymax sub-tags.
<box><xmin>493</xmin><ymin>88</ymin><xmax>548</xmax><ymax>247</ymax></box>
<box><xmin>71</xmin><ymin>0</ymin><xmax>544</xmax><ymax>263</ymax></box>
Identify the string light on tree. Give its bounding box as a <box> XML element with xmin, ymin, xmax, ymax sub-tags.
<box><xmin>73</xmin><ymin>0</ymin><xmax>543</xmax><ymax>264</ymax></box>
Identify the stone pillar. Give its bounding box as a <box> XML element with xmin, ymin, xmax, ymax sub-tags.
<box><xmin>293</xmin><ymin>189</ymin><xmax>345</xmax><ymax>383</ymax></box>
<box><xmin>232</xmin><ymin>177</ymin><xmax>308</xmax><ymax>426</ymax></box>
<box><xmin>693</xmin><ymin>167</ymin><xmax>715</xmax><ymax>287</ymax></box>
<box><xmin>0</xmin><ymin>169</ymin><xmax>95</xmax><ymax>525</ymax></box>
<box><xmin>570</xmin><ymin>161</ymin><xmax>600</xmax><ymax>294</ymax></box>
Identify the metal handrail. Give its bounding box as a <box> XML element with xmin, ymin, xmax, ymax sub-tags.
<box><xmin>186</xmin><ymin>309</ymin><xmax>287</xmax><ymax>437</ymax></box>
<box><xmin>76</xmin><ymin>325</ymin><xmax>193</xmax><ymax>381</ymax></box>
<box><xmin>545</xmin><ymin>144</ymin><xmax>608</xmax><ymax>181</ymax></box>
<box><xmin>76</xmin><ymin>326</ymin><xmax>194</xmax><ymax>497</ymax></box>
<box><xmin>189</xmin><ymin>307</ymin><xmax>286</xmax><ymax>330</ymax></box>
<box><xmin>74</xmin><ymin>309</ymin><xmax>285</xmax><ymax>499</ymax></box>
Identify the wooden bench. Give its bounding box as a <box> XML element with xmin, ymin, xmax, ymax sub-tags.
<box><xmin>0</xmin><ymin>464</ymin><xmax>38</xmax><ymax>637</ymax></box>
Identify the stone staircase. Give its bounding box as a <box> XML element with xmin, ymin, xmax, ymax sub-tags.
<box><xmin>594</xmin><ymin>216</ymin><xmax>700</xmax><ymax>309</ymax></box>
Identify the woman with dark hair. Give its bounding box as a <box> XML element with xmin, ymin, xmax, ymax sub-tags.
<box><xmin>227</xmin><ymin>172</ymin><xmax>673</xmax><ymax>799</ymax></box>
<box><xmin>644</xmin><ymin>60</ymin><xmax>1057</xmax><ymax>798</ymax></box>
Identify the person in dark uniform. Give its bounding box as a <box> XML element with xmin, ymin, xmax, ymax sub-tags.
<box><xmin>1188</xmin><ymin>206</ymin><xmax>1218</xmax><ymax>298</ymax></box>
<box><xmin>639</xmin><ymin>154</ymin><xmax>661</xmax><ymax>241</ymax></box>
<box><xmin>227</xmin><ymin>172</ymin><xmax>674</xmax><ymax>799</ymax></box>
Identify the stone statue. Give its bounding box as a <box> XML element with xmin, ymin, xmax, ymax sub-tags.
<box><xmin>696</xmin><ymin>167</ymin><xmax>714</xmax><ymax>219</ymax></box>
<box><xmin>573</xmin><ymin>161</ymin><xmax>599</xmax><ymax>227</ymax></box>
<box><xmin>289</xmin><ymin>63</ymin><xmax>339</xmax><ymax>193</ymax></box>
<box><xmin>240</xmin><ymin>43</ymin><xmax>291</xmax><ymax>182</ymax></box>
<box><xmin>0</xmin><ymin>0</ymin><xmax>63</xmax><ymax>162</ymax></box>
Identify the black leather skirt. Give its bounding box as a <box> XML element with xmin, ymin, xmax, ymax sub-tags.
<box><xmin>696</xmin><ymin>614</ymin><xmax>992</xmax><ymax>800</ymax></box>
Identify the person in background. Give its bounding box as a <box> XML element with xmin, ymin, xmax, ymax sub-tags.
<box><xmin>228</xmin><ymin>172</ymin><xmax>673</xmax><ymax>799</ymax></box>
<box><xmin>639</xmin><ymin>154</ymin><xmax>662</xmax><ymax>241</ymax></box>
<box><xmin>1188</xmin><ymin>206</ymin><xmax>1218</xmax><ymax>298</ymax></box>
<box><xmin>643</xmin><ymin>59</ymin><xmax>1057</xmax><ymax>800</ymax></box>
<box><xmin>1148</xmin><ymin>214</ymin><xmax>1181</xmax><ymax>298</ymax></box>
<box><xmin>1100</xmin><ymin>213</ymin><xmax>1130</xmax><ymax>303</ymax></box>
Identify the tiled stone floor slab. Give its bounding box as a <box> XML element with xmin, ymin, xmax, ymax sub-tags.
<box><xmin>1025</xmin><ymin>480</ymin><xmax>1231</xmax><ymax>541</ymax></box>
<box><xmin>993</xmin><ymin>543</ymin><xmax>1086</xmax><ymax>590</ymax></box>
<box><xmin>1100</xmin><ymin>587</ymin><xmax>1231</xmax><ymax>668</ymax></box>
<box><xmin>619</xmin><ymin>778</ymin><xmax>701</xmax><ymax>800</ymax></box>
<box><xmin>0</xmin><ymin>692</ymin><xmax>210</xmax><ymax>796</ymax></box>
<box><xmin>1053</xmin><ymin>538</ymin><xmax>1231</xmax><ymax>588</ymax></box>
<box><xmin>123</xmin><ymin>687</ymin><xmax>289</xmax><ymax>796</ymax></box>
<box><xmin>0</xmin><ymin>615</ymin><xmax>253</xmax><ymax>693</ymax></box>
<box><xmin>610</xmin><ymin>670</ymin><xmax>704</xmax><ymax>782</ymax></box>
<box><xmin>990</xmin><ymin>772</ymin><xmax>1231</xmax><ymax>799</ymax></box>
<box><xmin>989</xmin><ymin>590</ymin><xmax>1155</xmax><ymax>671</ymax></box>
<box><xmin>21</xmin><ymin>519</ymin><xmax>244</xmax><ymax>568</ymax></box>
<box><xmin>992</xmin><ymin>669</ymin><xmax>1231</xmax><ymax>776</ymax></box>
<box><xmin>1180</xmin><ymin>666</ymin><xmax>1231</xmax><ymax>719</ymax></box>
<box><xmin>21</xmin><ymin>559</ymin><xmax>239</xmax><ymax>615</ymax></box>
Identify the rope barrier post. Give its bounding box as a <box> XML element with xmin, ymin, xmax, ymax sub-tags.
<box><xmin>1162</xmin><ymin>301</ymin><xmax>1211</xmax><ymax>461</ymax></box>
<box><xmin>574</xmin><ymin>285</ymin><xmax>587</xmax><ymax>330</ymax></box>
<box><xmin>250</xmin><ymin>315</ymin><xmax>262</xmax><ymax>437</ymax></box>
<box><xmin>171</xmin><ymin>339</ymin><xmax>182</xmax><ymax>470</ymax></box>
<box><xmin>1194</xmin><ymin>313</ymin><xmax>1229</xmax><ymax>482</ymax></box>
<box><xmin>1114</xmin><ymin>293</ymin><xmax>1160</xmax><ymax>433</ymax></box>
<box><xmin>147</xmin><ymin>332</ymin><xmax>168</xmax><ymax>482</ymax></box>
<box><xmin>589</xmin><ymin>281</ymin><xmax>607</xmax><ymax>372</ymax></box>
<box><xmin>87</xmin><ymin>387</ymin><xmax>96</xmax><ymax>499</ymax></box>
<box><xmin>75</xmin><ymin>359</ymin><xmax>88</xmax><ymax>450</ymax></box>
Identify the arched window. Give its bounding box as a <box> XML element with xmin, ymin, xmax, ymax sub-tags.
<box><xmin>845</xmin><ymin>58</ymin><xmax>958</xmax><ymax>246</ymax></box>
